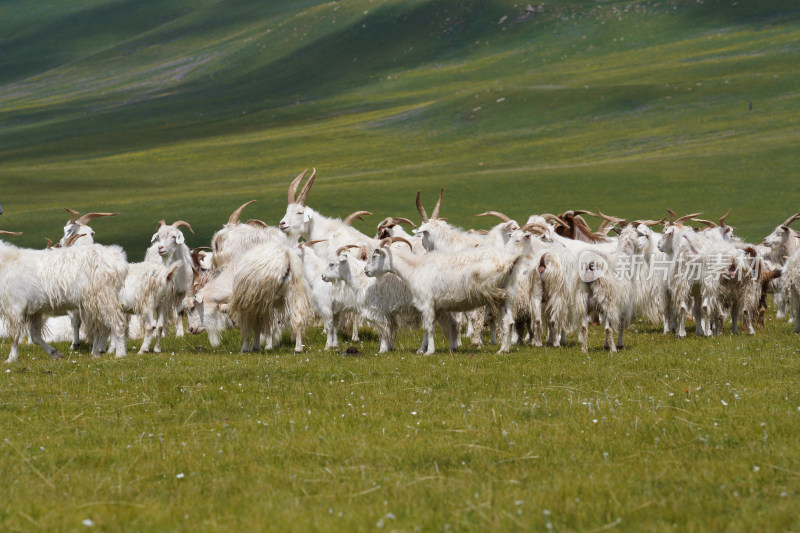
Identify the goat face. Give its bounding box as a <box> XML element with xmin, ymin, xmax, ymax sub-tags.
<box><xmin>61</xmin><ymin>223</ymin><xmax>94</xmax><ymax>247</ymax></box>
<box><xmin>151</xmin><ymin>227</ymin><xmax>185</xmax><ymax>257</ymax></box>
<box><xmin>278</xmin><ymin>203</ymin><xmax>312</xmax><ymax>238</ymax></box>
<box><xmin>185</xmin><ymin>295</ymin><xmax>205</xmax><ymax>335</ymax></box>
<box><xmin>414</xmin><ymin>221</ymin><xmax>435</xmax><ymax>252</ymax></box>
<box><xmin>657</xmin><ymin>226</ymin><xmax>676</xmax><ymax>254</ymax></box>
<box><xmin>321</xmin><ymin>254</ymin><xmax>349</xmax><ymax>283</ymax></box>
<box><xmin>762</xmin><ymin>225</ymin><xmax>792</xmax><ymax>251</ymax></box>
<box><xmin>364</xmin><ymin>248</ymin><xmax>391</xmax><ymax>277</ymax></box>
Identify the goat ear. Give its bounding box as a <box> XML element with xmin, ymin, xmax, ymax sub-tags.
<box><xmin>194</xmin><ymin>293</ymin><xmax>203</xmax><ymax>304</ymax></box>
<box><xmin>538</xmin><ymin>253</ymin><xmax>548</xmax><ymax>274</ymax></box>
<box><xmin>360</xmin><ymin>246</ymin><xmax>368</xmax><ymax>261</ymax></box>
<box><xmin>303</xmin><ymin>210</ymin><xmax>313</xmax><ymax>223</ymax></box>
<box><xmin>176</xmin><ymin>232</ymin><xmax>185</xmax><ymax>244</ymax></box>
<box><xmin>151</xmin><ymin>233</ymin><xmax>158</xmax><ymax>243</ymax></box>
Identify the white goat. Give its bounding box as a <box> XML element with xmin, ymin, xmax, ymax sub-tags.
<box><xmin>322</xmin><ymin>244</ymin><xmax>420</xmax><ymax>353</ymax></box>
<box><xmin>211</xmin><ymin>200</ymin><xmax>288</xmax><ymax>272</ymax></box>
<box><xmin>228</xmin><ymin>241</ymin><xmax>314</xmax><ymax>353</ymax></box>
<box><xmin>119</xmin><ymin>261</ymin><xmax>182</xmax><ymax>353</ymax></box>
<box><xmin>144</xmin><ymin>219</ymin><xmax>194</xmax><ymax>339</ymax></box>
<box><xmin>364</xmin><ymin>237</ymin><xmax>524</xmax><ymax>354</ymax></box>
<box><xmin>0</xmin><ymin>231</ymin><xmax>128</xmax><ymax>362</ymax></box>
<box><xmin>278</xmin><ymin>169</ymin><xmax>378</xmax><ymax>254</ymax></box>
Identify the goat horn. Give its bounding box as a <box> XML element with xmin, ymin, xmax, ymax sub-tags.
<box><xmin>45</xmin><ymin>238</ymin><xmax>54</xmax><ymax>249</ymax></box>
<box><xmin>394</xmin><ymin>217</ymin><xmax>418</xmax><ymax>228</ymax></box>
<box><xmin>691</xmin><ymin>218</ymin><xmax>717</xmax><ymax>228</ymax></box>
<box><xmin>171</xmin><ymin>220</ymin><xmax>194</xmax><ymax>234</ymax></box>
<box><xmin>675</xmin><ymin>212</ymin><xmax>703</xmax><ymax>225</ymax></box>
<box><xmin>389</xmin><ymin>236</ymin><xmax>413</xmax><ymax>250</ymax></box>
<box><xmin>76</xmin><ymin>212</ymin><xmax>118</xmax><ymax>225</ymax></box>
<box><xmin>541</xmin><ymin>214</ymin><xmax>568</xmax><ymax>229</ymax></box>
<box><xmin>228</xmin><ymin>200</ymin><xmax>256</xmax><ymax>225</ymax></box>
<box><xmin>520</xmin><ymin>223</ymin><xmax>548</xmax><ymax>235</ymax></box>
<box><xmin>430</xmin><ymin>188</ymin><xmax>443</xmax><ymax>220</ymax></box>
<box><xmin>416</xmin><ymin>191</ymin><xmax>429</xmax><ymax>223</ymax></box>
<box><xmin>780</xmin><ymin>210</ymin><xmax>800</xmax><ymax>228</ymax></box>
<box><xmin>192</xmin><ymin>246</ymin><xmax>212</xmax><ymax>252</ymax></box>
<box><xmin>719</xmin><ymin>208</ymin><xmax>732</xmax><ymax>227</ymax></box>
<box><xmin>64</xmin><ymin>208</ymin><xmax>81</xmax><ymax>224</ymax></box>
<box><xmin>336</xmin><ymin>244</ymin><xmax>362</xmax><ymax>256</ymax></box>
<box><xmin>470</xmin><ymin>229</ymin><xmax>489</xmax><ymax>235</ymax></box>
<box><xmin>246</xmin><ymin>219</ymin><xmax>269</xmax><ymax>228</ymax></box>
<box><xmin>666</xmin><ymin>209</ymin><xmax>677</xmax><ymax>224</ymax></box>
<box><xmin>595</xmin><ymin>208</ymin><xmax>626</xmax><ymax>223</ymax></box>
<box><xmin>296</xmin><ymin>168</ymin><xmax>316</xmax><ymax>206</ymax></box>
<box><xmin>65</xmin><ymin>233</ymin><xmax>86</xmax><ymax>247</ymax></box>
<box><xmin>476</xmin><ymin>211</ymin><xmax>511</xmax><ymax>222</ymax></box>
<box><xmin>633</xmin><ymin>218</ymin><xmax>666</xmax><ymax>227</ymax></box>
<box><xmin>0</xmin><ymin>230</ymin><xmax>23</xmax><ymax>236</ymax></box>
<box><xmin>300</xmin><ymin>239</ymin><xmax>326</xmax><ymax>248</ymax></box>
<box><xmin>157</xmin><ymin>220</ymin><xmax>166</xmax><ymax>229</ymax></box>
<box><xmin>343</xmin><ymin>210</ymin><xmax>372</xmax><ymax>225</ymax></box>
<box><xmin>376</xmin><ymin>217</ymin><xmax>395</xmax><ymax>230</ymax></box>
<box><xmin>288</xmin><ymin>168</ymin><xmax>308</xmax><ymax>205</ymax></box>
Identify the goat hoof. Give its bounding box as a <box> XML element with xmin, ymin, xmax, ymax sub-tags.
<box><xmin>51</xmin><ymin>351</ymin><xmax>65</xmax><ymax>360</ymax></box>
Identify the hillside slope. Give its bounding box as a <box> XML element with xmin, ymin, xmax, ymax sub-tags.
<box><xmin>1</xmin><ymin>0</ymin><xmax>799</xmax><ymax>256</ymax></box>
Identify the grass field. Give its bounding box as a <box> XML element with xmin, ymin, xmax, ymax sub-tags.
<box><xmin>2</xmin><ymin>0</ymin><xmax>800</xmax><ymax>530</ymax></box>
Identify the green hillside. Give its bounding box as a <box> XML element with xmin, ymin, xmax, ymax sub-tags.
<box><xmin>1</xmin><ymin>0</ymin><xmax>799</xmax><ymax>257</ymax></box>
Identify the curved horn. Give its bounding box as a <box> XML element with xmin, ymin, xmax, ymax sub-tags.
<box><xmin>781</xmin><ymin>210</ymin><xmax>800</xmax><ymax>228</ymax></box>
<box><xmin>245</xmin><ymin>219</ymin><xmax>269</xmax><ymax>228</ymax></box>
<box><xmin>632</xmin><ymin>218</ymin><xmax>666</xmax><ymax>227</ymax></box>
<box><xmin>719</xmin><ymin>208</ymin><xmax>732</xmax><ymax>227</ymax></box>
<box><xmin>541</xmin><ymin>214</ymin><xmax>568</xmax><ymax>229</ymax></box>
<box><xmin>171</xmin><ymin>220</ymin><xmax>194</xmax><ymax>234</ymax></box>
<box><xmin>470</xmin><ymin>229</ymin><xmax>489</xmax><ymax>235</ymax></box>
<box><xmin>296</xmin><ymin>168</ymin><xmax>316</xmax><ymax>206</ymax></box>
<box><xmin>376</xmin><ymin>217</ymin><xmax>395</xmax><ymax>230</ymax></box>
<box><xmin>393</xmin><ymin>217</ymin><xmax>418</xmax><ymax>228</ymax></box>
<box><xmin>430</xmin><ymin>188</ymin><xmax>443</xmax><ymax>220</ymax></box>
<box><xmin>300</xmin><ymin>239</ymin><xmax>326</xmax><ymax>248</ymax></box>
<box><xmin>666</xmin><ymin>209</ymin><xmax>677</xmax><ymax>224</ymax></box>
<box><xmin>76</xmin><ymin>212</ymin><xmax>118</xmax><ymax>225</ymax></box>
<box><xmin>691</xmin><ymin>218</ymin><xmax>718</xmax><ymax>229</ymax></box>
<box><xmin>288</xmin><ymin>168</ymin><xmax>308</xmax><ymax>204</ymax></box>
<box><xmin>45</xmin><ymin>238</ymin><xmax>54</xmax><ymax>249</ymax></box>
<box><xmin>228</xmin><ymin>200</ymin><xmax>256</xmax><ymax>225</ymax></box>
<box><xmin>520</xmin><ymin>223</ymin><xmax>549</xmax><ymax>235</ymax></box>
<box><xmin>156</xmin><ymin>219</ymin><xmax>167</xmax><ymax>229</ymax></box>
<box><xmin>595</xmin><ymin>208</ymin><xmax>625</xmax><ymax>224</ymax></box>
<box><xmin>336</xmin><ymin>244</ymin><xmax>362</xmax><ymax>256</ymax></box>
<box><xmin>192</xmin><ymin>246</ymin><xmax>212</xmax><ymax>252</ymax></box>
<box><xmin>343</xmin><ymin>210</ymin><xmax>372</xmax><ymax>225</ymax></box>
<box><xmin>476</xmin><ymin>211</ymin><xmax>511</xmax><ymax>222</ymax></box>
<box><xmin>0</xmin><ymin>230</ymin><xmax>23</xmax><ymax>236</ymax></box>
<box><xmin>389</xmin><ymin>236</ymin><xmax>413</xmax><ymax>250</ymax></box>
<box><xmin>675</xmin><ymin>212</ymin><xmax>704</xmax><ymax>225</ymax></box>
<box><xmin>65</xmin><ymin>233</ymin><xmax>86</xmax><ymax>247</ymax></box>
<box><xmin>64</xmin><ymin>208</ymin><xmax>80</xmax><ymax>224</ymax></box>
<box><xmin>416</xmin><ymin>191</ymin><xmax>429</xmax><ymax>223</ymax></box>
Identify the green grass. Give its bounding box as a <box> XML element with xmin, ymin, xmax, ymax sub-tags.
<box><xmin>2</xmin><ymin>0</ymin><xmax>800</xmax><ymax>529</ymax></box>
<box><xmin>2</xmin><ymin>317</ymin><xmax>800</xmax><ymax>531</ymax></box>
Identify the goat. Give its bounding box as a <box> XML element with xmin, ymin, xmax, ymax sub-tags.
<box><xmin>278</xmin><ymin>169</ymin><xmax>378</xmax><ymax>254</ymax></box>
<box><xmin>323</xmin><ymin>244</ymin><xmax>420</xmax><ymax>353</ymax></box>
<box><xmin>119</xmin><ymin>261</ymin><xmax>182</xmax><ymax>353</ymax></box>
<box><xmin>228</xmin><ymin>240</ymin><xmax>313</xmax><ymax>353</ymax></box>
<box><xmin>364</xmin><ymin>237</ymin><xmax>524</xmax><ymax>354</ymax></box>
<box><xmin>0</xmin><ymin>231</ymin><xmax>128</xmax><ymax>362</ymax></box>
<box><xmin>211</xmin><ymin>201</ymin><xmax>288</xmax><ymax>272</ymax></box>
<box><xmin>144</xmin><ymin>219</ymin><xmax>194</xmax><ymax>340</ymax></box>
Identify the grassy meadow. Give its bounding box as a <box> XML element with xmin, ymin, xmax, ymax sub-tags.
<box><xmin>2</xmin><ymin>0</ymin><xmax>800</xmax><ymax>530</ymax></box>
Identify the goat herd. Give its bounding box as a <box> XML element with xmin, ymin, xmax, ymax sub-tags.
<box><xmin>1</xmin><ymin>170</ymin><xmax>799</xmax><ymax>363</ymax></box>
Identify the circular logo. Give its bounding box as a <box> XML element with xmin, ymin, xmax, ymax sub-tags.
<box><xmin>578</xmin><ymin>250</ymin><xmax>607</xmax><ymax>283</ymax></box>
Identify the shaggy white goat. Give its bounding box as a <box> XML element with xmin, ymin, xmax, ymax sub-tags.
<box><xmin>0</xmin><ymin>231</ymin><xmax>128</xmax><ymax>362</ymax></box>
